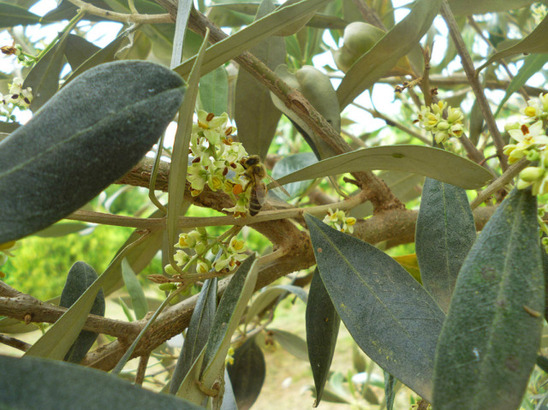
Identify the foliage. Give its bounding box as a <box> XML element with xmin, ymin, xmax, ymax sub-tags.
<box><xmin>1</xmin><ymin>0</ymin><xmax>548</xmax><ymax>409</ymax></box>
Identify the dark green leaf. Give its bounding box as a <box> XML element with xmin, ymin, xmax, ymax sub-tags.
<box><xmin>199</xmin><ymin>66</ymin><xmax>229</xmax><ymax>116</ymax></box>
<box><xmin>235</xmin><ymin>0</ymin><xmax>284</xmax><ymax>159</ymax></box>
<box><xmin>227</xmin><ymin>336</ymin><xmax>266</xmax><ymax>410</ymax></box>
<box><xmin>170</xmin><ymin>278</ymin><xmax>217</xmax><ymax>394</ymax></box>
<box><xmin>276</xmin><ymin>145</ymin><xmax>493</xmax><ymax>190</ymax></box>
<box><xmin>40</xmin><ymin>0</ymin><xmax>112</xmax><ymax>22</ymax></box>
<box><xmin>64</xmin><ymin>34</ymin><xmax>101</xmax><ymax>72</ymax></box>
<box><xmin>416</xmin><ymin>178</ymin><xmax>476</xmax><ymax>313</ymax></box>
<box><xmin>59</xmin><ymin>262</ymin><xmax>105</xmax><ymax>363</ymax></box>
<box><xmin>269</xmin><ymin>328</ymin><xmax>308</xmax><ymax>361</ymax></box>
<box><xmin>469</xmin><ymin>99</ymin><xmax>484</xmax><ymax>145</ymax></box>
<box><xmin>433</xmin><ymin>188</ymin><xmax>544</xmax><ymax>410</ymax></box>
<box><xmin>0</xmin><ymin>61</ymin><xmax>185</xmax><ymax>244</ymax></box>
<box><xmin>0</xmin><ymin>122</ymin><xmax>20</xmax><ymax>133</ymax></box>
<box><xmin>0</xmin><ymin>355</ymin><xmax>202</xmax><ymax>409</ymax></box>
<box><xmin>306</xmin><ymin>271</ymin><xmax>340</xmax><ymax>406</ymax></box>
<box><xmin>63</xmin><ymin>30</ymin><xmax>133</xmax><ymax>86</ymax></box>
<box><xmin>305</xmin><ymin>213</ymin><xmax>445</xmax><ymax>401</ymax></box>
<box><xmin>537</xmin><ymin>355</ymin><xmax>548</xmax><ymax>373</ymax></box>
<box><xmin>121</xmin><ymin>258</ymin><xmax>149</xmax><ymax>320</ymax></box>
<box><xmin>0</xmin><ymin>1</ymin><xmax>40</xmax><ymax>27</ymax></box>
<box><xmin>23</xmin><ymin>37</ymin><xmax>68</xmax><ymax>111</ymax></box>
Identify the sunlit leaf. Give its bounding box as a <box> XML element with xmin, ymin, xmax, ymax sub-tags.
<box><xmin>121</xmin><ymin>258</ymin><xmax>149</xmax><ymax>320</ymax></box>
<box><xmin>199</xmin><ymin>66</ymin><xmax>229</xmax><ymax>116</ymax></box>
<box><xmin>235</xmin><ymin>0</ymin><xmax>284</xmax><ymax>159</ymax></box>
<box><xmin>173</xmin><ymin>0</ymin><xmax>330</xmax><ymax>78</ymax></box>
<box><xmin>448</xmin><ymin>0</ymin><xmax>534</xmax><ymax>15</ymax></box>
<box><xmin>276</xmin><ymin>145</ymin><xmax>492</xmax><ymax>190</ymax></box>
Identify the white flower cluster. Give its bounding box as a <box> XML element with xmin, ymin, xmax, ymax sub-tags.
<box><xmin>418</xmin><ymin>101</ymin><xmax>464</xmax><ymax>144</ymax></box>
<box><xmin>186</xmin><ymin>110</ymin><xmax>254</xmax><ymax>217</ymax></box>
<box><xmin>1</xmin><ymin>78</ymin><xmax>33</xmax><ymax>121</ymax></box>
<box><xmin>165</xmin><ymin>228</ymin><xmax>248</xmax><ymax>275</ymax></box>
<box><xmin>503</xmin><ymin>94</ymin><xmax>548</xmax><ymax>195</ymax></box>
<box><xmin>323</xmin><ymin>208</ymin><xmax>356</xmax><ymax>234</ymax></box>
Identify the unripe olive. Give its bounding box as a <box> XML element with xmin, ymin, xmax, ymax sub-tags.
<box><xmin>333</xmin><ymin>22</ymin><xmax>385</xmax><ymax>72</ymax></box>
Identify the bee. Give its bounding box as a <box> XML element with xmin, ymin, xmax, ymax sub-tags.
<box><xmin>240</xmin><ymin>155</ymin><xmax>289</xmax><ymax>216</ymax></box>
<box><xmin>240</xmin><ymin>155</ymin><xmax>268</xmax><ymax>216</ymax></box>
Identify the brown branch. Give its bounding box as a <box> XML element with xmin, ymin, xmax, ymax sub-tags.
<box><xmin>0</xmin><ymin>334</ymin><xmax>31</xmax><ymax>352</ymax></box>
<box><xmin>154</xmin><ymin>0</ymin><xmax>402</xmax><ymax>211</ymax></box>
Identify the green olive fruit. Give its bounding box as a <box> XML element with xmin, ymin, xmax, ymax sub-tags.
<box><xmin>333</xmin><ymin>22</ymin><xmax>385</xmax><ymax>72</ymax></box>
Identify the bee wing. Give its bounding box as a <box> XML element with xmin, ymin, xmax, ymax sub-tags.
<box><xmin>254</xmin><ymin>176</ymin><xmax>267</xmax><ymax>205</ymax></box>
<box><xmin>265</xmin><ymin>175</ymin><xmax>290</xmax><ymax>197</ymax></box>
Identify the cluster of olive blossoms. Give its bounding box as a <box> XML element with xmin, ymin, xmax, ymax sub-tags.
<box><xmin>503</xmin><ymin>94</ymin><xmax>548</xmax><ymax>195</ymax></box>
<box><xmin>323</xmin><ymin>208</ymin><xmax>357</xmax><ymax>234</ymax></box>
<box><xmin>165</xmin><ymin>227</ymin><xmax>248</xmax><ymax>275</ymax></box>
<box><xmin>186</xmin><ymin>110</ymin><xmax>253</xmax><ymax>217</ymax></box>
<box><xmin>1</xmin><ymin>43</ymin><xmax>35</xmax><ymax>67</ymax></box>
<box><xmin>1</xmin><ymin>78</ymin><xmax>33</xmax><ymax>121</ymax></box>
<box><xmin>417</xmin><ymin>101</ymin><xmax>464</xmax><ymax>144</ymax></box>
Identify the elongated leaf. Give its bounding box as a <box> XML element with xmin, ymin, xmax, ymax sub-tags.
<box><xmin>173</xmin><ymin>0</ymin><xmax>330</xmax><ymax>78</ymax></box>
<box><xmin>276</xmin><ymin>145</ymin><xmax>492</xmax><ymax>190</ymax></box>
<box><xmin>23</xmin><ymin>37</ymin><xmax>67</xmax><ymax>111</ymax></box>
<box><xmin>384</xmin><ymin>372</ymin><xmax>397</xmax><ymax>410</ymax></box>
<box><xmin>494</xmin><ymin>54</ymin><xmax>548</xmax><ymax>118</ymax></box>
<box><xmin>271</xmin><ymin>152</ymin><xmax>317</xmax><ymax>198</ymax></box>
<box><xmin>245</xmin><ymin>284</ymin><xmax>307</xmax><ymax>326</ymax></box>
<box><xmin>448</xmin><ymin>0</ymin><xmax>534</xmax><ymax>15</ymax></box>
<box><xmin>416</xmin><ymin>179</ymin><xmax>476</xmax><ymax>313</ymax></box>
<box><xmin>63</xmin><ymin>29</ymin><xmax>133</xmax><ymax>86</ymax></box>
<box><xmin>306</xmin><ymin>271</ymin><xmax>340</xmax><ymax>406</ymax></box>
<box><xmin>170</xmin><ymin>0</ymin><xmax>193</xmax><ymax>68</ymax></box>
<box><xmin>64</xmin><ymin>34</ymin><xmax>101</xmax><ymax>71</ymax></box>
<box><xmin>481</xmin><ymin>14</ymin><xmax>548</xmax><ymax>69</ymax></box>
<box><xmin>0</xmin><ymin>122</ymin><xmax>20</xmax><ymax>133</ymax></box>
<box><xmin>121</xmin><ymin>258</ymin><xmax>149</xmax><ymax>320</ymax></box>
<box><xmin>59</xmin><ymin>262</ymin><xmax>105</xmax><ymax>363</ymax></box>
<box><xmin>0</xmin><ymin>1</ymin><xmax>40</xmax><ymax>27</ymax></box>
<box><xmin>25</xmin><ymin>270</ymin><xmax>102</xmax><ymax>360</ymax></box>
<box><xmin>270</xmin><ymin>328</ymin><xmax>308</xmax><ymax>361</ymax></box>
<box><xmin>433</xmin><ymin>188</ymin><xmax>544</xmax><ymax>409</ymax></box>
<box><xmin>336</xmin><ymin>0</ymin><xmax>442</xmax><ymax>109</ymax></box>
<box><xmin>200</xmin><ymin>256</ymin><xmax>258</xmax><ymax>408</ymax></box>
<box><xmin>226</xmin><ymin>336</ymin><xmax>266</xmax><ymax>410</ymax></box>
<box><xmin>235</xmin><ymin>0</ymin><xmax>284</xmax><ymax>158</ymax></box>
<box><xmin>0</xmin><ymin>355</ymin><xmax>202</xmax><ymax>409</ymax></box>
<box><xmin>169</xmin><ymin>278</ymin><xmax>217</xmax><ymax>394</ymax></box>
<box><xmin>0</xmin><ymin>61</ymin><xmax>184</xmax><ymax>244</ymax></box>
<box><xmin>305</xmin><ymin>213</ymin><xmax>445</xmax><ymax>401</ymax></box>
<box><xmin>167</xmin><ymin>30</ymin><xmax>208</xmax><ymax>269</ymax></box>
<box><xmin>34</xmin><ymin>221</ymin><xmax>89</xmax><ymax>237</ymax></box>
<box><xmin>199</xmin><ymin>66</ymin><xmax>229</xmax><ymax>116</ymax></box>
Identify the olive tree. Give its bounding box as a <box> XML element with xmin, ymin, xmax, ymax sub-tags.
<box><xmin>1</xmin><ymin>0</ymin><xmax>548</xmax><ymax>408</ymax></box>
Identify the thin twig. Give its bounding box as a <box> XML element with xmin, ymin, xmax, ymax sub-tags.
<box><xmin>471</xmin><ymin>158</ymin><xmax>529</xmax><ymax>209</ymax></box>
<box><xmin>68</xmin><ymin>0</ymin><xmax>172</xmax><ymax>24</ymax></box>
<box><xmin>440</xmin><ymin>0</ymin><xmax>508</xmax><ymax>171</ymax></box>
<box><xmin>0</xmin><ymin>334</ymin><xmax>31</xmax><ymax>352</ymax></box>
